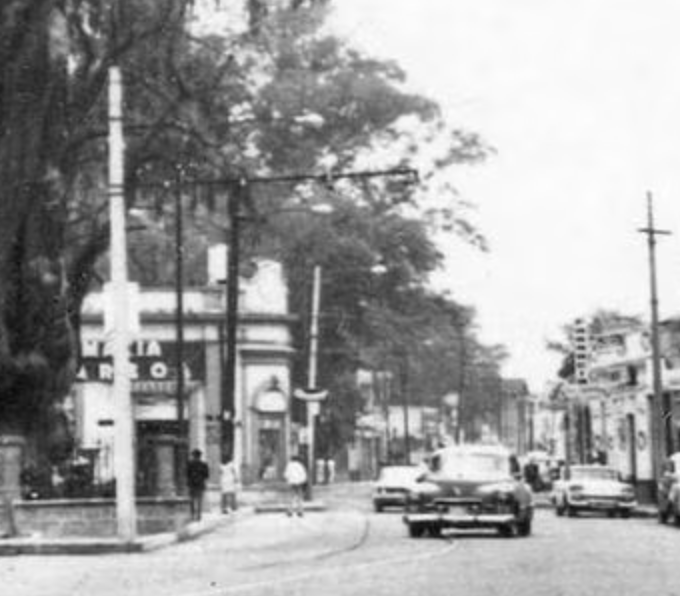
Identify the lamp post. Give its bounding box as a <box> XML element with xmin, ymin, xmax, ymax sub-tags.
<box><xmin>294</xmin><ymin>265</ymin><xmax>328</xmax><ymax>497</ymax></box>
<box><xmin>215</xmin><ymin>168</ymin><xmax>416</xmax><ymax>465</ymax></box>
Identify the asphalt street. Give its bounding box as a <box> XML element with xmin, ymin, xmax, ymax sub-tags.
<box><xmin>4</xmin><ymin>484</ymin><xmax>680</xmax><ymax>596</ymax></box>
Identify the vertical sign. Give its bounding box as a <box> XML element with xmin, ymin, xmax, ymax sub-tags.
<box><xmin>572</xmin><ymin>318</ymin><xmax>591</xmax><ymax>385</ymax></box>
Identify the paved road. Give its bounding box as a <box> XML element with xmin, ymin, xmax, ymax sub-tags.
<box><xmin>4</xmin><ymin>484</ymin><xmax>680</xmax><ymax>596</ymax></box>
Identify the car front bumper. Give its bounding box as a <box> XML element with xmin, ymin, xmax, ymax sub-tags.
<box><xmin>403</xmin><ymin>511</ymin><xmax>518</xmax><ymax>529</ymax></box>
<box><xmin>568</xmin><ymin>499</ymin><xmax>637</xmax><ymax>511</ymax></box>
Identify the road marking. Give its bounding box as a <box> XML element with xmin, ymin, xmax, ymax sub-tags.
<box><xmin>178</xmin><ymin>541</ymin><xmax>459</xmax><ymax>596</ymax></box>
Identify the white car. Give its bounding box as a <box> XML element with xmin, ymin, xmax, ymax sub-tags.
<box><xmin>552</xmin><ymin>464</ymin><xmax>637</xmax><ymax>518</ymax></box>
<box><xmin>372</xmin><ymin>465</ymin><xmax>424</xmax><ymax>512</ymax></box>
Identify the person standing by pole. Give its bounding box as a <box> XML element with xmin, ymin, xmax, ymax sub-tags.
<box><xmin>186</xmin><ymin>449</ymin><xmax>209</xmax><ymax>522</ymax></box>
<box><xmin>220</xmin><ymin>456</ymin><xmax>239</xmax><ymax>514</ymax></box>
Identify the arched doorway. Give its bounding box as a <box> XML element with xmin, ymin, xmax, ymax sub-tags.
<box><xmin>253</xmin><ymin>378</ymin><xmax>288</xmax><ymax>481</ymax></box>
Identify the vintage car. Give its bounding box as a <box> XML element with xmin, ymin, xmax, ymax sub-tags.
<box><xmin>402</xmin><ymin>444</ymin><xmax>533</xmax><ymax>538</ymax></box>
<box><xmin>372</xmin><ymin>465</ymin><xmax>424</xmax><ymax>512</ymax></box>
<box><xmin>657</xmin><ymin>452</ymin><xmax>680</xmax><ymax>524</ymax></box>
<box><xmin>551</xmin><ymin>464</ymin><xmax>637</xmax><ymax>518</ymax></box>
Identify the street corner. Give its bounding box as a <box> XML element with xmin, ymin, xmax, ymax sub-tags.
<box><xmin>212</xmin><ymin>506</ymin><xmax>368</xmax><ymax>557</ymax></box>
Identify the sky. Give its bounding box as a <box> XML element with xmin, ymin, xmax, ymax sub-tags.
<box><xmin>331</xmin><ymin>0</ymin><xmax>680</xmax><ymax>393</ymax></box>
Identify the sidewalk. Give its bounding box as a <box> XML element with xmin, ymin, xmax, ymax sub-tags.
<box><xmin>0</xmin><ymin>511</ymin><xmax>232</xmax><ymax>556</ymax></box>
<box><xmin>0</xmin><ymin>482</ymin><xmax>351</xmax><ymax>556</ymax></box>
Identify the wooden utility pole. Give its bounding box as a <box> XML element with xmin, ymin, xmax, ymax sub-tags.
<box><xmin>638</xmin><ymin>191</ymin><xmax>671</xmax><ymax>483</ymax></box>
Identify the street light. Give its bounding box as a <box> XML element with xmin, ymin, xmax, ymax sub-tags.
<box><xmin>222</xmin><ymin>194</ymin><xmax>333</xmax><ymax>470</ymax></box>
<box><xmin>210</xmin><ymin>167</ymin><xmax>417</xmax><ymax>465</ymax></box>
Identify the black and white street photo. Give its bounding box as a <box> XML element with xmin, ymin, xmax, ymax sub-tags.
<box><xmin>2</xmin><ymin>1</ymin><xmax>680</xmax><ymax>595</ymax></box>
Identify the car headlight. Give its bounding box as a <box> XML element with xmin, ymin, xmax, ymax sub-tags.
<box><xmin>620</xmin><ymin>486</ymin><xmax>636</xmax><ymax>501</ymax></box>
<box><xmin>478</xmin><ymin>483</ymin><xmax>516</xmax><ymax>503</ymax></box>
<box><xmin>568</xmin><ymin>484</ymin><xmax>585</xmax><ymax>500</ymax></box>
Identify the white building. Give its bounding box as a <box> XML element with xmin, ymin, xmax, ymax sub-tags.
<box><xmin>72</xmin><ymin>256</ymin><xmax>297</xmax><ymax>499</ymax></box>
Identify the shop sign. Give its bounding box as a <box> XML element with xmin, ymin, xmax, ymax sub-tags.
<box><xmin>76</xmin><ymin>339</ymin><xmax>205</xmax><ymax>383</ymax></box>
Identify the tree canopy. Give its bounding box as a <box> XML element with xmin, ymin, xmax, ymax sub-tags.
<box><xmin>0</xmin><ymin>0</ymin><xmax>504</xmax><ymax>460</ymax></box>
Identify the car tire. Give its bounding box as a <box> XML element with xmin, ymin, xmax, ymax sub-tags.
<box><xmin>374</xmin><ymin>503</ymin><xmax>383</xmax><ymax>513</ymax></box>
<box><xmin>517</xmin><ymin>518</ymin><xmax>532</xmax><ymax>537</ymax></box>
<box><xmin>428</xmin><ymin>524</ymin><xmax>442</xmax><ymax>538</ymax></box>
<box><xmin>566</xmin><ymin>505</ymin><xmax>578</xmax><ymax>518</ymax></box>
<box><xmin>408</xmin><ymin>523</ymin><xmax>425</xmax><ymax>538</ymax></box>
<box><xmin>555</xmin><ymin>502</ymin><xmax>565</xmax><ymax>517</ymax></box>
<box><xmin>659</xmin><ymin>507</ymin><xmax>670</xmax><ymax>524</ymax></box>
<box><xmin>498</xmin><ymin>523</ymin><xmax>517</xmax><ymax>538</ymax></box>
<box><xmin>672</xmin><ymin>507</ymin><xmax>680</xmax><ymax>527</ymax></box>
<box><xmin>619</xmin><ymin>509</ymin><xmax>631</xmax><ymax>519</ymax></box>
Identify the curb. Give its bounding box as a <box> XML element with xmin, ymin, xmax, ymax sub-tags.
<box><xmin>253</xmin><ymin>501</ymin><xmax>327</xmax><ymax>514</ymax></box>
<box><xmin>0</xmin><ymin>512</ymin><xmax>235</xmax><ymax>556</ymax></box>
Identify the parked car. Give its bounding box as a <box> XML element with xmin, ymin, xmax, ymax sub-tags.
<box><xmin>551</xmin><ymin>464</ymin><xmax>637</xmax><ymax>518</ymax></box>
<box><xmin>657</xmin><ymin>452</ymin><xmax>680</xmax><ymax>525</ymax></box>
<box><xmin>372</xmin><ymin>465</ymin><xmax>424</xmax><ymax>512</ymax></box>
<box><xmin>402</xmin><ymin>444</ymin><xmax>533</xmax><ymax>538</ymax></box>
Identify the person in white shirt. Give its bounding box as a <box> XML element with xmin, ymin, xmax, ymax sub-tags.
<box><xmin>284</xmin><ymin>456</ymin><xmax>308</xmax><ymax>517</ymax></box>
<box><xmin>220</xmin><ymin>457</ymin><xmax>240</xmax><ymax>514</ymax></box>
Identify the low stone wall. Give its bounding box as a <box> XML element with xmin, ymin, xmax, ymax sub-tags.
<box><xmin>11</xmin><ymin>497</ymin><xmax>191</xmax><ymax>538</ymax></box>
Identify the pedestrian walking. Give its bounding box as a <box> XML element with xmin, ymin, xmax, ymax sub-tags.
<box><xmin>220</xmin><ymin>457</ymin><xmax>240</xmax><ymax>514</ymax></box>
<box><xmin>186</xmin><ymin>449</ymin><xmax>210</xmax><ymax>521</ymax></box>
<box><xmin>284</xmin><ymin>455</ymin><xmax>308</xmax><ymax>517</ymax></box>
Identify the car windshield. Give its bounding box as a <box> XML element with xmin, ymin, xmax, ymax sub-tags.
<box><xmin>570</xmin><ymin>467</ymin><xmax>619</xmax><ymax>481</ymax></box>
<box><xmin>379</xmin><ymin>466</ymin><xmax>420</xmax><ymax>484</ymax></box>
<box><xmin>439</xmin><ymin>452</ymin><xmax>510</xmax><ymax>480</ymax></box>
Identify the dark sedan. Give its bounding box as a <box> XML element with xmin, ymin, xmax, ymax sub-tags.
<box><xmin>403</xmin><ymin>444</ymin><xmax>533</xmax><ymax>538</ymax></box>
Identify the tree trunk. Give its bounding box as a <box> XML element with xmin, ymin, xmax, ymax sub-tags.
<box><xmin>0</xmin><ymin>3</ymin><xmax>76</xmax><ymax>441</ymax></box>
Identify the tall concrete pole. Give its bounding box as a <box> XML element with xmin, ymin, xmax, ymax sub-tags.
<box><xmin>108</xmin><ymin>66</ymin><xmax>136</xmax><ymax>541</ymax></box>
<box><xmin>307</xmin><ymin>265</ymin><xmax>322</xmax><ymax>486</ymax></box>
<box><xmin>174</xmin><ymin>168</ymin><xmax>186</xmax><ymax>493</ymax></box>
<box><xmin>639</xmin><ymin>191</ymin><xmax>671</xmax><ymax>483</ymax></box>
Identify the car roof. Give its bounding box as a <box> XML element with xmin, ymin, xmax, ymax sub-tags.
<box><xmin>432</xmin><ymin>444</ymin><xmax>513</xmax><ymax>458</ymax></box>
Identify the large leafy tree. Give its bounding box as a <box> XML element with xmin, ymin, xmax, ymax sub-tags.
<box><xmin>0</xmin><ymin>0</ymin><xmax>498</xmax><ymax>466</ymax></box>
<box><xmin>0</xmin><ymin>0</ymin><xmax>219</xmax><ymax>457</ymax></box>
<box><xmin>127</xmin><ymin>1</ymin><xmax>502</xmax><ymax>452</ymax></box>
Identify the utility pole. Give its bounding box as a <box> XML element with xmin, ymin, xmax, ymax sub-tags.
<box><xmin>638</xmin><ymin>191</ymin><xmax>671</xmax><ymax>483</ymax></box>
<box><xmin>307</xmin><ymin>265</ymin><xmax>324</xmax><ymax>490</ymax></box>
<box><xmin>108</xmin><ymin>66</ymin><xmax>136</xmax><ymax>541</ymax></box>
<box><xmin>174</xmin><ymin>167</ymin><xmax>186</xmax><ymax>493</ymax></box>
<box><xmin>219</xmin><ymin>167</ymin><xmax>418</xmax><ymax>466</ymax></box>
<box><xmin>223</xmin><ymin>178</ymin><xmax>247</xmax><ymax>467</ymax></box>
<box><xmin>399</xmin><ymin>350</ymin><xmax>411</xmax><ymax>465</ymax></box>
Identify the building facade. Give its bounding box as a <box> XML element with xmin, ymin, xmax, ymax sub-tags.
<box><xmin>72</xmin><ymin>258</ymin><xmax>297</xmax><ymax>499</ymax></box>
